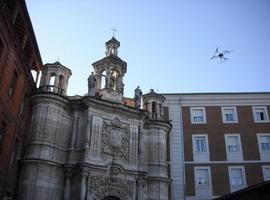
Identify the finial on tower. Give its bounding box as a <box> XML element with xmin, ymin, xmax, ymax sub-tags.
<box><xmin>105</xmin><ymin>34</ymin><xmax>120</xmax><ymax>57</ymax></box>
<box><xmin>111</xmin><ymin>28</ymin><xmax>118</xmax><ymax>37</ymax></box>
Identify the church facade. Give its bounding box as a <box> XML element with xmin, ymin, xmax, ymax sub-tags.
<box><xmin>17</xmin><ymin>37</ymin><xmax>172</xmax><ymax>200</ymax></box>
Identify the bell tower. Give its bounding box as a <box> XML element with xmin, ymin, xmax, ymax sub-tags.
<box><xmin>142</xmin><ymin>89</ymin><xmax>166</xmax><ymax>120</ymax></box>
<box><xmin>105</xmin><ymin>36</ymin><xmax>120</xmax><ymax>56</ymax></box>
<box><xmin>39</xmin><ymin>61</ymin><xmax>72</xmax><ymax>95</ymax></box>
<box><xmin>88</xmin><ymin>37</ymin><xmax>127</xmax><ymax>103</ymax></box>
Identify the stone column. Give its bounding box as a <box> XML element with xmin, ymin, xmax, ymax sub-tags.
<box><xmin>95</xmin><ymin>74</ymin><xmax>101</xmax><ymax>91</ymax></box>
<box><xmin>35</xmin><ymin>70</ymin><xmax>40</xmax><ymax>85</ymax></box>
<box><xmin>63</xmin><ymin>77</ymin><xmax>69</xmax><ymax>95</ymax></box>
<box><xmin>80</xmin><ymin>168</ymin><xmax>88</xmax><ymax>200</ymax></box>
<box><xmin>156</xmin><ymin>103</ymin><xmax>160</xmax><ymax>119</ymax></box>
<box><xmin>144</xmin><ymin>120</ymin><xmax>171</xmax><ymax>200</ymax></box>
<box><xmin>39</xmin><ymin>72</ymin><xmax>50</xmax><ymax>91</ymax></box>
<box><xmin>138</xmin><ymin>179</ymin><xmax>146</xmax><ymax>200</ymax></box>
<box><xmin>148</xmin><ymin>102</ymin><xmax>152</xmax><ymax>116</ymax></box>
<box><xmin>70</xmin><ymin>111</ymin><xmax>78</xmax><ymax>149</ymax></box>
<box><xmin>116</xmin><ymin>75</ymin><xmax>123</xmax><ymax>92</ymax></box>
<box><xmin>84</xmin><ymin>111</ymin><xmax>92</xmax><ymax>148</ymax></box>
<box><xmin>159</xmin><ymin>104</ymin><xmax>163</xmax><ymax>119</ymax></box>
<box><xmin>42</xmin><ymin>73</ymin><xmax>50</xmax><ymax>91</ymax></box>
<box><xmin>64</xmin><ymin>168</ymin><xmax>72</xmax><ymax>200</ymax></box>
<box><xmin>53</xmin><ymin>74</ymin><xmax>60</xmax><ymax>93</ymax></box>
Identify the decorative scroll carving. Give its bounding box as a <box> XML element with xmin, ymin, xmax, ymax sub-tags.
<box><xmin>88</xmin><ymin>176</ymin><xmax>134</xmax><ymax>200</ymax></box>
<box><xmin>101</xmin><ymin>118</ymin><xmax>129</xmax><ymax>161</ymax></box>
<box><xmin>110</xmin><ymin>159</ymin><xmax>123</xmax><ymax>177</ymax></box>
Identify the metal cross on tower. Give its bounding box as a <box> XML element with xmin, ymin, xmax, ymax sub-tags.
<box><xmin>112</xmin><ymin>28</ymin><xmax>118</xmax><ymax>37</ymax></box>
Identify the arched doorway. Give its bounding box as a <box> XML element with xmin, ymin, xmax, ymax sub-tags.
<box><xmin>102</xmin><ymin>196</ymin><xmax>120</xmax><ymax>200</ymax></box>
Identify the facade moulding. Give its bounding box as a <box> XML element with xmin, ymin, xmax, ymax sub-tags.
<box><xmin>32</xmin><ymin>92</ymin><xmax>70</xmax><ymax>108</ymax></box>
<box><xmin>144</xmin><ymin>119</ymin><xmax>172</xmax><ymax>132</ymax></box>
<box><xmin>81</xmin><ymin>96</ymin><xmax>148</xmax><ymax>119</ymax></box>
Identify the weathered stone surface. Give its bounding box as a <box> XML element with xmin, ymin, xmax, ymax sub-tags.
<box><xmin>18</xmin><ymin>38</ymin><xmax>172</xmax><ymax>200</ymax></box>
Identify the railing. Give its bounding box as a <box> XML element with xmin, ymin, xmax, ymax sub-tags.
<box><xmin>193</xmin><ymin>116</ymin><xmax>204</xmax><ymax>122</ymax></box>
<box><xmin>38</xmin><ymin>85</ymin><xmax>65</xmax><ymax>96</ymax></box>
<box><xmin>228</xmin><ymin>145</ymin><xmax>240</xmax><ymax>152</ymax></box>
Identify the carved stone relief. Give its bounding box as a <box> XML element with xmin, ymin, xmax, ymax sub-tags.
<box><xmin>101</xmin><ymin>118</ymin><xmax>129</xmax><ymax>161</ymax></box>
<box><xmin>87</xmin><ymin>176</ymin><xmax>134</xmax><ymax>200</ymax></box>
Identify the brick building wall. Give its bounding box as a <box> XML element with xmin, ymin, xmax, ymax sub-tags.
<box><xmin>163</xmin><ymin>93</ymin><xmax>270</xmax><ymax>200</ymax></box>
<box><xmin>0</xmin><ymin>0</ymin><xmax>42</xmax><ymax>198</ymax></box>
<box><xmin>182</xmin><ymin>102</ymin><xmax>270</xmax><ymax>199</ymax></box>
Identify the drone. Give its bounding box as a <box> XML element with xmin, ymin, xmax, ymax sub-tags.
<box><xmin>211</xmin><ymin>47</ymin><xmax>232</xmax><ymax>61</ymax></box>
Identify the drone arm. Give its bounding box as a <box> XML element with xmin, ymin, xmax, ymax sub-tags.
<box><xmin>210</xmin><ymin>55</ymin><xmax>217</xmax><ymax>60</ymax></box>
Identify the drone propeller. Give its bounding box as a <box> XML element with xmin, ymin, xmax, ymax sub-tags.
<box><xmin>222</xmin><ymin>50</ymin><xmax>231</xmax><ymax>54</ymax></box>
<box><xmin>210</xmin><ymin>55</ymin><xmax>217</xmax><ymax>60</ymax></box>
<box><xmin>211</xmin><ymin>47</ymin><xmax>232</xmax><ymax>61</ymax></box>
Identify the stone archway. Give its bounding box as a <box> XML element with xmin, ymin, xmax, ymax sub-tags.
<box><xmin>102</xmin><ymin>196</ymin><xmax>120</xmax><ymax>200</ymax></box>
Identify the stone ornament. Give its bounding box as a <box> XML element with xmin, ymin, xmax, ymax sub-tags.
<box><xmin>109</xmin><ymin>158</ymin><xmax>124</xmax><ymax>177</ymax></box>
<box><xmin>102</xmin><ymin>118</ymin><xmax>129</xmax><ymax>161</ymax></box>
<box><xmin>134</xmin><ymin>86</ymin><xmax>142</xmax><ymax>108</ymax></box>
<box><xmin>88</xmin><ymin>72</ymin><xmax>97</xmax><ymax>96</ymax></box>
<box><xmin>87</xmin><ymin>176</ymin><xmax>134</xmax><ymax>200</ymax></box>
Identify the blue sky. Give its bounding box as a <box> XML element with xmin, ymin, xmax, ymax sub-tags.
<box><xmin>26</xmin><ymin>0</ymin><xmax>270</xmax><ymax>97</ymax></box>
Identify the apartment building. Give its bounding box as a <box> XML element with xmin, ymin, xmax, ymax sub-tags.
<box><xmin>163</xmin><ymin>93</ymin><xmax>270</xmax><ymax>200</ymax></box>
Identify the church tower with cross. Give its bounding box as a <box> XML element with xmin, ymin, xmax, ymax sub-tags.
<box><xmin>88</xmin><ymin>36</ymin><xmax>126</xmax><ymax>103</ymax></box>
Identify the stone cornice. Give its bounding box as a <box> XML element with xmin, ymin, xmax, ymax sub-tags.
<box><xmin>75</xmin><ymin>162</ymin><xmax>148</xmax><ymax>176</ymax></box>
<box><xmin>92</xmin><ymin>55</ymin><xmax>127</xmax><ymax>73</ymax></box>
<box><xmin>32</xmin><ymin>92</ymin><xmax>70</xmax><ymax>108</ymax></box>
<box><xmin>163</xmin><ymin>93</ymin><xmax>270</xmax><ymax>106</ymax></box>
<box><xmin>81</xmin><ymin>96</ymin><xmax>147</xmax><ymax>119</ymax></box>
<box><xmin>143</xmin><ymin>119</ymin><xmax>172</xmax><ymax>132</ymax></box>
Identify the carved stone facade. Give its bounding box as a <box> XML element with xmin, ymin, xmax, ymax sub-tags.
<box><xmin>17</xmin><ymin>38</ymin><xmax>172</xmax><ymax>200</ymax></box>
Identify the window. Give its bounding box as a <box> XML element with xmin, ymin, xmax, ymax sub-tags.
<box><xmin>190</xmin><ymin>107</ymin><xmax>206</xmax><ymax>123</ymax></box>
<box><xmin>222</xmin><ymin>107</ymin><xmax>238</xmax><ymax>123</ymax></box>
<box><xmin>225</xmin><ymin>134</ymin><xmax>243</xmax><ymax>162</ymax></box>
<box><xmin>258</xmin><ymin>134</ymin><xmax>270</xmax><ymax>152</ymax></box>
<box><xmin>257</xmin><ymin>134</ymin><xmax>270</xmax><ymax>161</ymax></box>
<box><xmin>252</xmin><ymin>106</ymin><xmax>269</xmax><ymax>123</ymax></box>
<box><xmin>194</xmin><ymin>136</ymin><xmax>207</xmax><ymax>152</ymax></box>
<box><xmin>229</xmin><ymin>167</ymin><xmax>246</xmax><ymax>186</ymax></box>
<box><xmin>226</xmin><ymin>135</ymin><xmax>240</xmax><ymax>152</ymax></box>
<box><xmin>262</xmin><ymin>166</ymin><xmax>270</xmax><ymax>181</ymax></box>
<box><xmin>193</xmin><ymin>135</ymin><xmax>209</xmax><ymax>153</ymax></box>
<box><xmin>231</xmin><ymin>169</ymin><xmax>244</xmax><ymax>185</ymax></box>
<box><xmin>192</xmin><ymin>134</ymin><xmax>209</xmax><ymax>162</ymax></box>
<box><xmin>8</xmin><ymin>70</ymin><xmax>18</xmax><ymax>96</ymax></box>
<box><xmin>195</xmin><ymin>167</ymin><xmax>211</xmax><ymax>186</ymax></box>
